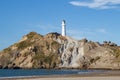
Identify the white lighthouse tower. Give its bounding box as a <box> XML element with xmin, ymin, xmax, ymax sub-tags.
<box><xmin>62</xmin><ymin>20</ymin><xmax>66</xmax><ymax>36</ymax></box>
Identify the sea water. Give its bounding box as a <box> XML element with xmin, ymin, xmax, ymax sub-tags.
<box><xmin>0</xmin><ymin>69</ymin><xmax>103</xmax><ymax>78</ymax></box>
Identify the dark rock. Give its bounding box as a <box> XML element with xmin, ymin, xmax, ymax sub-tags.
<box><xmin>3</xmin><ymin>66</ymin><xmax>8</xmax><ymax>69</ymax></box>
<box><xmin>13</xmin><ymin>66</ymin><xmax>20</xmax><ymax>69</ymax></box>
<box><xmin>0</xmin><ymin>65</ymin><xmax>2</xmax><ymax>69</ymax></box>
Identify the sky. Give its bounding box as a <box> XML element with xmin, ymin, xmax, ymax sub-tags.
<box><xmin>0</xmin><ymin>0</ymin><xmax>120</xmax><ymax>50</ymax></box>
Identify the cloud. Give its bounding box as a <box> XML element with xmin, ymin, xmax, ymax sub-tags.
<box><xmin>97</xmin><ymin>28</ymin><xmax>107</xmax><ymax>33</ymax></box>
<box><xmin>25</xmin><ymin>24</ymin><xmax>61</xmax><ymax>35</ymax></box>
<box><xmin>67</xmin><ymin>28</ymin><xmax>108</xmax><ymax>40</ymax></box>
<box><xmin>69</xmin><ymin>0</ymin><xmax>120</xmax><ymax>9</ymax></box>
<box><xmin>67</xmin><ymin>28</ymin><xmax>95</xmax><ymax>39</ymax></box>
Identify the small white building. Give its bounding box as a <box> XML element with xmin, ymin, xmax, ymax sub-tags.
<box><xmin>62</xmin><ymin>20</ymin><xmax>66</xmax><ymax>36</ymax></box>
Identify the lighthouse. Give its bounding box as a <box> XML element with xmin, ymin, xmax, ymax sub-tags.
<box><xmin>62</xmin><ymin>20</ymin><xmax>66</xmax><ymax>36</ymax></box>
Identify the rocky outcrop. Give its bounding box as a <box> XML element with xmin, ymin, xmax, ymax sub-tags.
<box><xmin>0</xmin><ymin>32</ymin><xmax>63</xmax><ymax>69</ymax></box>
<box><xmin>0</xmin><ymin>32</ymin><xmax>120</xmax><ymax>69</ymax></box>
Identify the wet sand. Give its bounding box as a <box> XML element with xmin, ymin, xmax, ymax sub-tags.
<box><xmin>2</xmin><ymin>70</ymin><xmax>120</xmax><ymax>80</ymax></box>
<box><xmin>17</xmin><ymin>77</ymin><xmax>120</xmax><ymax>80</ymax></box>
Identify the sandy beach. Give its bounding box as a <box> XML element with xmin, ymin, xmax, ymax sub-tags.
<box><xmin>2</xmin><ymin>70</ymin><xmax>120</xmax><ymax>80</ymax></box>
<box><xmin>17</xmin><ymin>77</ymin><xmax>120</xmax><ymax>80</ymax></box>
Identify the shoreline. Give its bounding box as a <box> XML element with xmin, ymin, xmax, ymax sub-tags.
<box><xmin>1</xmin><ymin>70</ymin><xmax>120</xmax><ymax>80</ymax></box>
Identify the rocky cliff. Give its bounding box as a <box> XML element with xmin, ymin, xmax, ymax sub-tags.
<box><xmin>0</xmin><ymin>32</ymin><xmax>120</xmax><ymax>69</ymax></box>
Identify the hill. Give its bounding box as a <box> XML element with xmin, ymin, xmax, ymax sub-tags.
<box><xmin>0</xmin><ymin>32</ymin><xmax>120</xmax><ymax>69</ymax></box>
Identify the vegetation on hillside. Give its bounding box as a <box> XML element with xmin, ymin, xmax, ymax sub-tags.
<box><xmin>33</xmin><ymin>52</ymin><xmax>59</xmax><ymax>68</ymax></box>
<box><xmin>16</xmin><ymin>41</ymin><xmax>33</xmax><ymax>50</ymax></box>
<box><xmin>112</xmin><ymin>47</ymin><xmax>120</xmax><ymax>58</ymax></box>
<box><xmin>3</xmin><ymin>47</ymin><xmax>12</xmax><ymax>53</ymax></box>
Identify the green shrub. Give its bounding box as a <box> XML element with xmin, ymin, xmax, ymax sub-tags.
<box><xmin>33</xmin><ymin>53</ymin><xmax>58</xmax><ymax>66</ymax></box>
<box><xmin>44</xmin><ymin>54</ymin><xmax>57</xmax><ymax>64</ymax></box>
<box><xmin>27</xmin><ymin>32</ymin><xmax>37</xmax><ymax>39</ymax></box>
<box><xmin>16</xmin><ymin>41</ymin><xmax>33</xmax><ymax>50</ymax></box>
<box><xmin>90</xmin><ymin>56</ymin><xmax>100</xmax><ymax>63</ymax></box>
<box><xmin>51</xmin><ymin>41</ymin><xmax>58</xmax><ymax>45</ymax></box>
<box><xmin>3</xmin><ymin>47</ymin><xmax>11</xmax><ymax>53</ymax></box>
<box><xmin>112</xmin><ymin>48</ymin><xmax>120</xmax><ymax>58</ymax></box>
<box><xmin>33</xmin><ymin>53</ymin><xmax>45</xmax><ymax>61</ymax></box>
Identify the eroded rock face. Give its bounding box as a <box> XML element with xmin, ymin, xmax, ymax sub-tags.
<box><xmin>58</xmin><ymin>37</ymin><xmax>102</xmax><ymax>68</ymax></box>
<box><xmin>59</xmin><ymin>37</ymin><xmax>85</xmax><ymax>68</ymax></box>
<box><xmin>0</xmin><ymin>32</ymin><xmax>120</xmax><ymax>69</ymax></box>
